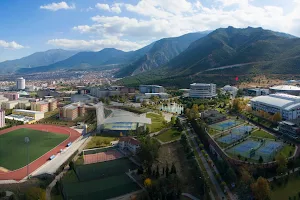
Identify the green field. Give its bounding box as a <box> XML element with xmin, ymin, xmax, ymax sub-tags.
<box><xmin>155</xmin><ymin>128</ymin><xmax>181</xmax><ymax>142</ymax></box>
<box><xmin>271</xmin><ymin>175</ymin><xmax>300</xmax><ymax>200</ymax></box>
<box><xmin>278</xmin><ymin>145</ymin><xmax>296</xmax><ymax>158</ymax></box>
<box><xmin>84</xmin><ymin>136</ymin><xmax>117</xmax><ymax>149</ymax></box>
<box><xmin>0</xmin><ymin>128</ymin><xmax>68</xmax><ymax>170</ymax></box>
<box><xmin>146</xmin><ymin>113</ymin><xmax>166</xmax><ymax>133</ymax></box>
<box><xmin>62</xmin><ymin>158</ymin><xmax>140</xmax><ymax>200</ymax></box>
<box><xmin>251</xmin><ymin>129</ymin><xmax>276</xmax><ymax>139</ymax></box>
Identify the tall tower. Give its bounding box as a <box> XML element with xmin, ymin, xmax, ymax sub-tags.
<box><xmin>0</xmin><ymin>109</ymin><xmax>5</xmax><ymax>128</ymax></box>
<box><xmin>95</xmin><ymin>102</ymin><xmax>105</xmax><ymax>131</ymax></box>
<box><xmin>16</xmin><ymin>77</ymin><xmax>26</xmax><ymax>90</ymax></box>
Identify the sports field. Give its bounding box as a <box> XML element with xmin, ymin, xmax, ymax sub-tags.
<box><xmin>209</xmin><ymin>119</ymin><xmax>243</xmax><ymax>131</ymax></box>
<box><xmin>0</xmin><ymin>128</ymin><xmax>68</xmax><ymax>170</ymax></box>
<box><xmin>62</xmin><ymin>158</ymin><xmax>140</xmax><ymax>200</ymax></box>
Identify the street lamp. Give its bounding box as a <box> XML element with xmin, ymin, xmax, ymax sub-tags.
<box><xmin>24</xmin><ymin>137</ymin><xmax>30</xmax><ymax>179</ymax></box>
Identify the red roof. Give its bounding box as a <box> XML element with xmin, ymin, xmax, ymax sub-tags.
<box><xmin>119</xmin><ymin>136</ymin><xmax>140</xmax><ymax>146</ymax></box>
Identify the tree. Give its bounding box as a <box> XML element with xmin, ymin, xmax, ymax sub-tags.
<box><xmin>272</xmin><ymin>112</ymin><xmax>282</xmax><ymax>122</ymax></box>
<box><xmin>144</xmin><ymin>178</ymin><xmax>152</xmax><ymax>187</ymax></box>
<box><xmin>25</xmin><ymin>187</ymin><xmax>46</xmax><ymax>200</ymax></box>
<box><xmin>171</xmin><ymin>116</ymin><xmax>176</xmax><ymax>126</ymax></box>
<box><xmin>232</xmin><ymin>99</ymin><xmax>241</xmax><ymax>112</ymax></box>
<box><xmin>259</xmin><ymin>156</ymin><xmax>264</xmax><ymax>163</ymax></box>
<box><xmin>251</xmin><ymin>177</ymin><xmax>271</xmax><ymax>200</ymax></box>
<box><xmin>199</xmin><ymin>104</ymin><xmax>205</xmax><ymax>111</ymax></box>
<box><xmin>170</xmin><ymin>163</ymin><xmax>177</xmax><ymax>174</ymax></box>
<box><xmin>276</xmin><ymin>154</ymin><xmax>287</xmax><ymax>175</ymax></box>
<box><xmin>137</xmin><ymin>137</ymin><xmax>161</xmax><ymax>171</ymax></box>
<box><xmin>156</xmin><ymin>165</ymin><xmax>160</xmax><ymax>178</ymax></box>
<box><xmin>166</xmin><ymin>163</ymin><xmax>170</xmax><ymax>178</ymax></box>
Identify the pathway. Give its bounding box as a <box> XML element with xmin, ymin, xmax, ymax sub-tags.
<box><xmin>182</xmin><ymin>193</ymin><xmax>201</xmax><ymax>200</ymax></box>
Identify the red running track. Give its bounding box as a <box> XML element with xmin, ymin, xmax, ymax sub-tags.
<box><xmin>0</xmin><ymin>124</ymin><xmax>81</xmax><ymax>181</ymax></box>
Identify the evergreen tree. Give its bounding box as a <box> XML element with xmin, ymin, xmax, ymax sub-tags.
<box><xmin>156</xmin><ymin>165</ymin><xmax>160</xmax><ymax>178</ymax></box>
<box><xmin>166</xmin><ymin>163</ymin><xmax>170</xmax><ymax>178</ymax></box>
<box><xmin>171</xmin><ymin>163</ymin><xmax>177</xmax><ymax>174</ymax></box>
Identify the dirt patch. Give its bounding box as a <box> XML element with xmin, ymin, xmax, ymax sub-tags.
<box><xmin>154</xmin><ymin>142</ymin><xmax>202</xmax><ymax>198</ymax></box>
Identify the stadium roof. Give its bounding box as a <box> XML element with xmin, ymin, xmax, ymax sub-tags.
<box><xmin>251</xmin><ymin>96</ymin><xmax>294</xmax><ymax>108</ymax></box>
<box><xmin>270</xmin><ymin>85</ymin><xmax>300</xmax><ymax>91</ymax></box>
<box><xmin>104</xmin><ymin>116</ymin><xmax>151</xmax><ymax>124</ymax></box>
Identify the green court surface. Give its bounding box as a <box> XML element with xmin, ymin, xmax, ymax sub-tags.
<box><xmin>0</xmin><ymin>128</ymin><xmax>68</xmax><ymax>170</ymax></box>
<box><xmin>63</xmin><ymin>174</ymin><xmax>140</xmax><ymax>200</ymax></box>
<box><xmin>155</xmin><ymin>128</ymin><xmax>181</xmax><ymax>142</ymax></box>
<box><xmin>62</xmin><ymin>158</ymin><xmax>140</xmax><ymax>200</ymax></box>
<box><xmin>74</xmin><ymin>158</ymin><xmax>137</xmax><ymax>182</ymax></box>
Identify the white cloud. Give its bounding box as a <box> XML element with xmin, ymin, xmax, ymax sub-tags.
<box><xmin>47</xmin><ymin>38</ymin><xmax>146</xmax><ymax>51</ymax></box>
<box><xmin>0</xmin><ymin>40</ymin><xmax>24</xmax><ymax>49</ymax></box>
<box><xmin>95</xmin><ymin>3</ymin><xmax>110</xmax><ymax>11</ymax></box>
<box><xmin>40</xmin><ymin>1</ymin><xmax>75</xmax><ymax>11</ymax></box>
<box><xmin>95</xmin><ymin>3</ymin><xmax>122</xmax><ymax>13</ymax></box>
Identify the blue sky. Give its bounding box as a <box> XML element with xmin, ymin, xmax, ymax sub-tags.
<box><xmin>0</xmin><ymin>0</ymin><xmax>299</xmax><ymax>62</ymax></box>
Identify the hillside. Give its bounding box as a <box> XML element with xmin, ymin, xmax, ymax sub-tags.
<box><xmin>115</xmin><ymin>32</ymin><xmax>209</xmax><ymax>77</ymax></box>
<box><xmin>118</xmin><ymin>26</ymin><xmax>300</xmax><ymax>87</ymax></box>
<box><xmin>0</xmin><ymin>49</ymin><xmax>77</xmax><ymax>73</ymax></box>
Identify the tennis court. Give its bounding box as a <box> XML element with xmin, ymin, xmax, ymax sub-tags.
<box><xmin>231</xmin><ymin>126</ymin><xmax>254</xmax><ymax>134</ymax></box>
<box><xmin>62</xmin><ymin>158</ymin><xmax>140</xmax><ymax>200</ymax></box>
<box><xmin>226</xmin><ymin>139</ymin><xmax>261</xmax><ymax>158</ymax></box>
<box><xmin>217</xmin><ymin>133</ymin><xmax>245</xmax><ymax>144</ymax></box>
<box><xmin>254</xmin><ymin>141</ymin><xmax>283</xmax><ymax>162</ymax></box>
<box><xmin>75</xmin><ymin>158</ymin><xmax>137</xmax><ymax>182</ymax></box>
<box><xmin>209</xmin><ymin>119</ymin><xmax>243</xmax><ymax>131</ymax></box>
<box><xmin>83</xmin><ymin>149</ymin><xmax>123</xmax><ymax>164</ymax></box>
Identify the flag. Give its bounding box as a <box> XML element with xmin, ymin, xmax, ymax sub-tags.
<box><xmin>235</xmin><ymin>76</ymin><xmax>239</xmax><ymax>81</ymax></box>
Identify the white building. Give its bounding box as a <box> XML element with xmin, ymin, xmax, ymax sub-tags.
<box><xmin>248</xmin><ymin>88</ymin><xmax>270</xmax><ymax>96</ymax></box>
<box><xmin>269</xmin><ymin>85</ymin><xmax>300</xmax><ymax>96</ymax></box>
<box><xmin>251</xmin><ymin>93</ymin><xmax>300</xmax><ymax>120</ymax></box>
<box><xmin>222</xmin><ymin>85</ymin><xmax>238</xmax><ymax>97</ymax></box>
<box><xmin>0</xmin><ymin>109</ymin><xmax>5</xmax><ymax>128</ymax></box>
<box><xmin>16</xmin><ymin>77</ymin><xmax>25</xmax><ymax>90</ymax></box>
<box><xmin>117</xmin><ymin>137</ymin><xmax>141</xmax><ymax>154</ymax></box>
<box><xmin>135</xmin><ymin>92</ymin><xmax>169</xmax><ymax>102</ymax></box>
<box><xmin>189</xmin><ymin>83</ymin><xmax>217</xmax><ymax>98</ymax></box>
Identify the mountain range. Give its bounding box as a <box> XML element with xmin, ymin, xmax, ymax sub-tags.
<box><xmin>16</xmin><ymin>32</ymin><xmax>207</xmax><ymax>74</ymax></box>
<box><xmin>118</xmin><ymin>26</ymin><xmax>300</xmax><ymax>87</ymax></box>
<box><xmin>2</xmin><ymin>26</ymin><xmax>299</xmax><ymax>88</ymax></box>
<box><xmin>0</xmin><ymin>49</ymin><xmax>77</xmax><ymax>73</ymax></box>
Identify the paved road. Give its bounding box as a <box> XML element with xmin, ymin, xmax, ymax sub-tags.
<box><xmin>32</xmin><ymin>135</ymin><xmax>89</xmax><ymax>176</ymax></box>
<box><xmin>186</xmin><ymin>126</ymin><xmax>226</xmax><ymax>200</ymax></box>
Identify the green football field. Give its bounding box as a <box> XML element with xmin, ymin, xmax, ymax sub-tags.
<box><xmin>0</xmin><ymin>128</ymin><xmax>68</xmax><ymax>170</ymax></box>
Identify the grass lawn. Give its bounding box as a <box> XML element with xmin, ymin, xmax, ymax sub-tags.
<box><xmin>270</xmin><ymin>175</ymin><xmax>300</xmax><ymax>200</ymax></box>
<box><xmin>207</xmin><ymin>127</ymin><xmax>219</xmax><ymax>136</ymax></box>
<box><xmin>0</xmin><ymin>128</ymin><xmax>68</xmax><ymax>170</ymax></box>
<box><xmin>251</xmin><ymin>129</ymin><xmax>276</xmax><ymax>139</ymax></box>
<box><xmin>146</xmin><ymin>113</ymin><xmax>166</xmax><ymax>133</ymax></box>
<box><xmin>84</xmin><ymin>136</ymin><xmax>117</xmax><ymax>149</ymax></box>
<box><xmin>278</xmin><ymin>144</ymin><xmax>296</xmax><ymax>158</ymax></box>
<box><xmin>155</xmin><ymin>128</ymin><xmax>181</xmax><ymax>142</ymax></box>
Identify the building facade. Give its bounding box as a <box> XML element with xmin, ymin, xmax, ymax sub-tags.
<box><xmin>59</xmin><ymin>103</ymin><xmax>86</xmax><ymax>121</ymax></box>
<box><xmin>118</xmin><ymin>137</ymin><xmax>141</xmax><ymax>154</ymax></box>
<box><xmin>189</xmin><ymin>83</ymin><xmax>217</xmax><ymax>98</ymax></box>
<box><xmin>278</xmin><ymin>121</ymin><xmax>300</xmax><ymax>139</ymax></box>
<box><xmin>0</xmin><ymin>109</ymin><xmax>5</xmax><ymax>128</ymax></box>
<box><xmin>251</xmin><ymin>93</ymin><xmax>300</xmax><ymax>120</ymax></box>
<box><xmin>12</xmin><ymin>109</ymin><xmax>44</xmax><ymax>121</ymax></box>
<box><xmin>16</xmin><ymin>77</ymin><xmax>25</xmax><ymax>90</ymax></box>
<box><xmin>31</xmin><ymin>99</ymin><xmax>57</xmax><ymax>112</ymax></box>
<box><xmin>139</xmin><ymin>85</ymin><xmax>165</xmax><ymax>94</ymax></box>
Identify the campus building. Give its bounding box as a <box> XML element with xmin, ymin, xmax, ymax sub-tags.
<box><xmin>222</xmin><ymin>85</ymin><xmax>238</xmax><ymax>97</ymax></box>
<box><xmin>269</xmin><ymin>85</ymin><xmax>300</xmax><ymax>96</ymax></box>
<box><xmin>118</xmin><ymin>137</ymin><xmax>141</xmax><ymax>154</ymax></box>
<box><xmin>59</xmin><ymin>103</ymin><xmax>86</xmax><ymax>121</ymax></box>
<box><xmin>90</xmin><ymin>86</ymin><xmax>135</xmax><ymax>98</ymax></box>
<box><xmin>189</xmin><ymin>83</ymin><xmax>217</xmax><ymax>98</ymax></box>
<box><xmin>6</xmin><ymin>109</ymin><xmax>45</xmax><ymax>123</ymax></box>
<box><xmin>139</xmin><ymin>85</ymin><xmax>165</xmax><ymax>94</ymax></box>
<box><xmin>135</xmin><ymin>93</ymin><xmax>169</xmax><ymax>102</ymax></box>
<box><xmin>247</xmin><ymin>88</ymin><xmax>270</xmax><ymax>96</ymax></box>
<box><xmin>31</xmin><ymin>98</ymin><xmax>57</xmax><ymax>112</ymax></box>
<box><xmin>250</xmin><ymin>93</ymin><xmax>300</xmax><ymax>120</ymax></box>
<box><xmin>278</xmin><ymin>121</ymin><xmax>300</xmax><ymax>139</ymax></box>
<box><xmin>16</xmin><ymin>77</ymin><xmax>25</xmax><ymax>90</ymax></box>
<box><xmin>0</xmin><ymin>109</ymin><xmax>5</xmax><ymax>128</ymax></box>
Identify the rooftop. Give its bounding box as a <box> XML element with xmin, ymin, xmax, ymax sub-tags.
<box><xmin>190</xmin><ymin>83</ymin><xmax>215</xmax><ymax>86</ymax></box>
<box><xmin>270</xmin><ymin>85</ymin><xmax>300</xmax><ymax>91</ymax></box>
<box><xmin>251</xmin><ymin>95</ymin><xmax>294</xmax><ymax>108</ymax></box>
<box><xmin>13</xmin><ymin>109</ymin><xmax>44</xmax><ymax>114</ymax></box>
